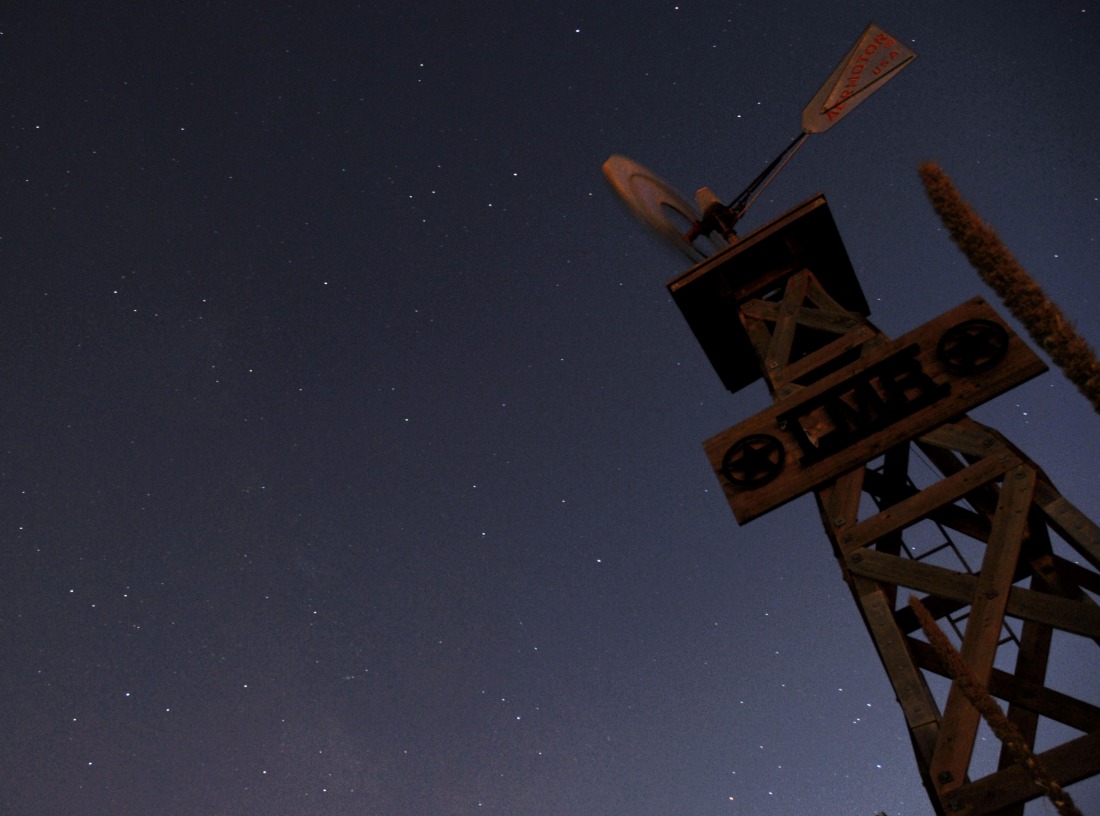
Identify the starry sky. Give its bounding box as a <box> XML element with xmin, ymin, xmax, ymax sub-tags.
<box><xmin>3</xmin><ymin>2</ymin><xmax>1098</xmax><ymax>815</ymax></box>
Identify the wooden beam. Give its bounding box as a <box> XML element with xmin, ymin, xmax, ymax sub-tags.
<box><xmin>930</xmin><ymin>465</ymin><xmax>1037</xmax><ymax>795</ymax></box>
<box><xmin>840</xmin><ymin>453</ymin><xmax>1019</xmax><ymax>554</ymax></box>
<box><xmin>815</xmin><ymin>466</ymin><xmax>865</xmax><ymax>554</ymax></box>
<box><xmin>944</xmin><ymin>729</ymin><xmax>1100</xmax><ymax>815</ymax></box>
<box><xmin>850</xmin><ymin>575</ymin><xmax>941</xmax><ymax>757</ymax></box>
<box><xmin>741</xmin><ymin>297</ymin><xmax>866</xmax><ymax>334</ymax></box>
<box><xmin>906</xmin><ymin>637</ymin><xmax>1100</xmax><ymax>733</ymax></box>
<box><xmin>997</xmin><ymin>585</ymin><xmax>1053</xmax><ymax>794</ymax></box>
<box><xmin>1033</xmin><ymin>480</ymin><xmax>1100</xmax><ymax>572</ymax></box>
<box><xmin>764</xmin><ymin>269</ymin><xmax>810</xmax><ymax>372</ymax></box>
<box><xmin>776</xmin><ymin>323</ymin><xmax>873</xmax><ymax>387</ymax></box>
<box><xmin>845</xmin><ymin>549</ymin><xmax>974</xmax><ymax>602</ymax></box>
<box><xmin>1052</xmin><ymin>555</ymin><xmax>1100</xmax><ymax>597</ymax></box>
<box><xmin>844</xmin><ymin>550</ymin><xmax>1100</xmax><ymax>638</ymax></box>
<box><xmin>918</xmin><ymin>418</ymin><xmax>1006</xmax><ymax>459</ymax></box>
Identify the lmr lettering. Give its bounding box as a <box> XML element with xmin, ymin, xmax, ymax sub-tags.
<box><xmin>776</xmin><ymin>345</ymin><xmax>949</xmax><ymax>464</ymax></box>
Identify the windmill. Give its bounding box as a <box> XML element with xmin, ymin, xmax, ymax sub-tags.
<box><xmin>604</xmin><ymin>23</ymin><xmax>1099</xmax><ymax>816</ymax></box>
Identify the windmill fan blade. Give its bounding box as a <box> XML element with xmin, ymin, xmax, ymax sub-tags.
<box><xmin>602</xmin><ymin>154</ymin><xmax>724</xmax><ymax>261</ymax></box>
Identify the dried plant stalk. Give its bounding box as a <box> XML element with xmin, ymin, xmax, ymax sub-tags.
<box><xmin>907</xmin><ymin>594</ymin><xmax>1081</xmax><ymax>816</ymax></box>
<box><xmin>919</xmin><ymin>162</ymin><xmax>1100</xmax><ymax>414</ymax></box>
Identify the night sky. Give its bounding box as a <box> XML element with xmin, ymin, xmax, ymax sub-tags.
<box><xmin>3</xmin><ymin>3</ymin><xmax>1098</xmax><ymax>815</ymax></box>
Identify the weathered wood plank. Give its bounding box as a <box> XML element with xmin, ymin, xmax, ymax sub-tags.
<box><xmin>930</xmin><ymin>465</ymin><xmax>1036</xmax><ymax>795</ymax></box>
<box><xmin>740</xmin><ymin>310</ymin><xmax>774</xmax><ymax>371</ymax></box>
<box><xmin>850</xmin><ymin>575</ymin><xmax>941</xmax><ymax>737</ymax></box>
<box><xmin>906</xmin><ymin>637</ymin><xmax>1100</xmax><ymax>733</ymax></box>
<box><xmin>858</xmin><ymin>466</ymin><xmax>994</xmax><ymax>542</ymax></box>
<box><xmin>845</xmin><ymin>549</ymin><xmax>974</xmax><ymax>599</ymax></box>
<box><xmin>815</xmin><ymin>467</ymin><xmax>865</xmax><ymax>545</ymax></box>
<box><xmin>1033</xmin><ymin>480</ymin><xmax>1100</xmax><ymax>572</ymax></box>
<box><xmin>742</xmin><ymin>298</ymin><xmax>865</xmax><ymax>334</ymax></box>
<box><xmin>1052</xmin><ymin>554</ymin><xmax>1100</xmax><ymax>597</ymax></box>
<box><xmin>765</xmin><ymin>269</ymin><xmax>810</xmax><ymax>372</ymax></box>
<box><xmin>804</xmin><ymin>273</ymin><xmax>858</xmax><ymax>314</ymax></box>
<box><xmin>944</xmin><ymin>730</ymin><xmax>1100</xmax><ymax>815</ymax></box>
<box><xmin>844</xmin><ymin>550</ymin><xmax>1100</xmax><ymax>637</ymax></box>
<box><xmin>918</xmin><ymin>418</ymin><xmax>1006</xmax><ymax>459</ymax></box>
<box><xmin>997</xmin><ymin>596</ymin><xmax>1052</xmax><ymax>782</ymax></box>
<box><xmin>1007</xmin><ymin>581</ymin><xmax>1100</xmax><ymax>639</ymax></box>
<box><xmin>774</xmin><ymin>324</ymin><xmax>873</xmax><ymax>391</ymax></box>
<box><xmin>839</xmin><ymin>452</ymin><xmax>1019</xmax><ymax>555</ymax></box>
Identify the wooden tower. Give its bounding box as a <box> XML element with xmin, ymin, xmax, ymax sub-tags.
<box><xmin>669</xmin><ymin>194</ymin><xmax>1100</xmax><ymax>815</ymax></box>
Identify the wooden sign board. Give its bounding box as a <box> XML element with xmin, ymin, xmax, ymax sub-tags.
<box><xmin>705</xmin><ymin>298</ymin><xmax>1047</xmax><ymax>523</ymax></box>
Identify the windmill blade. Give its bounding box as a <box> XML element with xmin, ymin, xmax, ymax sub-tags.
<box><xmin>602</xmin><ymin>154</ymin><xmax>726</xmax><ymax>261</ymax></box>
